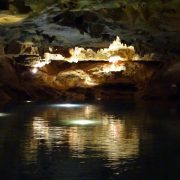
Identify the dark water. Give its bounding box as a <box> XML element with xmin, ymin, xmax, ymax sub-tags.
<box><xmin>0</xmin><ymin>101</ymin><xmax>180</xmax><ymax>180</ymax></box>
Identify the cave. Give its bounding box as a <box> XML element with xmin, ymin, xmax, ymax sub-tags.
<box><xmin>0</xmin><ymin>0</ymin><xmax>180</xmax><ymax>179</ymax></box>
<box><xmin>0</xmin><ymin>0</ymin><xmax>179</xmax><ymax>105</ymax></box>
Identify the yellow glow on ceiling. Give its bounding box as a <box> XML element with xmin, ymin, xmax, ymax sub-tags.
<box><xmin>0</xmin><ymin>14</ymin><xmax>28</xmax><ymax>24</ymax></box>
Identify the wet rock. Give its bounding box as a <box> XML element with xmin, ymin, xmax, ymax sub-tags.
<box><xmin>0</xmin><ymin>89</ymin><xmax>11</xmax><ymax>105</ymax></box>
<box><xmin>0</xmin><ymin>57</ymin><xmax>20</xmax><ymax>88</ymax></box>
<box><xmin>6</xmin><ymin>41</ymin><xmax>39</xmax><ymax>55</ymax></box>
<box><xmin>0</xmin><ymin>1</ymin><xmax>180</xmax><ymax>102</ymax></box>
<box><xmin>1</xmin><ymin>1</ymin><xmax>179</xmax><ymax>57</ymax></box>
<box><xmin>5</xmin><ymin>41</ymin><xmax>22</xmax><ymax>54</ymax></box>
<box><xmin>9</xmin><ymin>0</ymin><xmax>31</xmax><ymax>13</ymax></box>
<box><xmin>14</xmin><ymin>54</ymin><xmax>41</xmax><ymax>66</ymax></box>
<box><xmin>0</xmin><ymin>55</ymin><xmax>179</xmax><ymax>102</ymax></box>
<box><xmin>0</xmin><ymin>44</ymin><xmax>5</xmax><ymax>55</ymax></box>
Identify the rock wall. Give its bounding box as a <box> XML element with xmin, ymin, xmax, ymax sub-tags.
<box><xmin>0</xmin><ymin>55</ymin><xmax>179</xmax><ymax>103</ymax></box>
<box><xmin>0</xmin><ymin>1</ymin><xmax>180</xmax><ymax>103</ymax></box>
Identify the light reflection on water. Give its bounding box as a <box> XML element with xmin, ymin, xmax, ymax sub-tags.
<box><xmin>1</xmin><ymin>102</ymin><xmax>180</xmax><ymax>179</ymax></box>
<box><xmin>29</xmin><ymin>104</ymin><xmax>139</xmax><ymax>168</ymax></box>
<box><xmin>49</xmin><ymin>103</ymin><xmax>84</xmax><ymax>108</ymax></box>
<box><xmin>0</xmin><ymin>112</ymin><xmax>10</xmax><ymax>117</ymax></box>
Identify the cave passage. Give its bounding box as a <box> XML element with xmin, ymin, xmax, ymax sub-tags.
<box><xmin>0</xmin><ymin>0</ymin><xmax>9</xmax><ymax>10</ymax></box>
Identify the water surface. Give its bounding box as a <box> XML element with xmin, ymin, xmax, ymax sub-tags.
<box><xmin>0</xmin><ymin>102</ymin><xmax>180</xmax><ymax>179</ymax></box>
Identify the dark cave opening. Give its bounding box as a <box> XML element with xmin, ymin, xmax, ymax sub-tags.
<box><xmin>0</xmin><ymin>0</ymin><xmax>9</xmax><ymax>10</ymax></box>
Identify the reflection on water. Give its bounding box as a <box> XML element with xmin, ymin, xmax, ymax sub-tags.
<box><xmin>0</xmin><ymin>112</ymin><xmax>9</xmax><ymax>117</ymax></box>
<box><xmin>0</xmin><ymin>102</ymin><xmax>180</xmax><ymax>179</ymax></box>
<box><xmin>27</xmin><ymin>104</ymin><xmax>139</xmax><ymax>168</ymax></box>
<box><xmin>50</xmin><ymin>103</ymin><xmax>84</xmax><ymax>108</ymax></box>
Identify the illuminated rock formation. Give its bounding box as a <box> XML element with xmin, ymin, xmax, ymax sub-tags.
<box><xmin>0</xmin><ymin>1</ymin><xmax>179</xmax><ymax>103</ymax></box>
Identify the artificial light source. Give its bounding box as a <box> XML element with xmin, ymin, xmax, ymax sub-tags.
<box><xmin>31</xmin><ymin>67</ymin><xmax>38</xmax><ymax>74</ymax></box>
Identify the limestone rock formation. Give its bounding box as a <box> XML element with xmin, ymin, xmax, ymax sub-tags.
<box><xmin>0</xmin><ymin>0</ymin><xmax>180</xmax><ymax>103</ymax></box>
